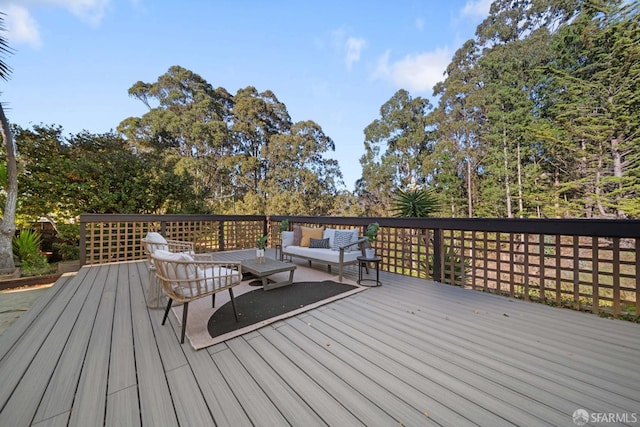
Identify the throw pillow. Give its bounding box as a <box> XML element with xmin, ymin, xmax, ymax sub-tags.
<box><xmin>292</xmin><ymin>226</ymin><xmax>302</xmax><ymax>246</ymax></box>
<box><xmin>332</xmin><ymin>230</ymin><xmax>354</xmax><ymax>252</ymax></box>
<box><xmin>300</xmin><ymin>226</ymin><xmax>324</xmax><ymax>247</ymax></box>
<box><xmin>145</xmin><ymin>232</ymin><xmax>167</xmax><ymax>244</ymax></box>
<box><xmin>145</xmin><ymin>231</ymin><xmax>169</xmax><ymax>253</ymax></box>
<box><xmin>323</xmin><ymin>228</ymin><xmax>336</xmax><ymax>248</ymax></box>
<box><xmin>309</xmin><ymin>237</ymin><xmax>330</xmax><ymax>249</ymax></box>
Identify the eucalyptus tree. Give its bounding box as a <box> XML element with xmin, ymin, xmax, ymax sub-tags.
<box><xmin>431</xmin><ymin>39</ymin><xmax>484</xmax><ymax>217</ymax></box>
<box><xmin>118</xmin><ymin>65</ymin><xmax>234</xmax><ymax>208</ymax></box>
<box><xmin>0</xmin><ymin>13</ymin><xmax>16</xmax><ymax>270</ymax></box>
<box><xmin>230</xmin><ymin>86</ymin><xmax>292</xmax><ymax>210</ymax></box>
<box><xmin>262</xmin><ymin>120</ymin><xmax>343</xmax><ymax>215</ymax></box>
<box><xmin>358</xmin><ymin>89</ymin><xmax>433</xmax><ymax>215</ymax></box>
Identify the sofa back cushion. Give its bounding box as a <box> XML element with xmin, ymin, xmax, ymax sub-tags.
<box><xmin>281</xmin><ymin>231</ymin><xmax>294</xmax><ymax>248</ymax></box>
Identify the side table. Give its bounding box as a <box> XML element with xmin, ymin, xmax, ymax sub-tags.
<box><xmin>357</xmin><ymin>255</ymin><xmax>382</xmax><ymax>287</ymax></box>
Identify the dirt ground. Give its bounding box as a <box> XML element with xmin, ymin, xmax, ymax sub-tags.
<box><xmin>0</xmin><ymin>283</ymin><xmax>54</xmax><ymax>335</ymax></box>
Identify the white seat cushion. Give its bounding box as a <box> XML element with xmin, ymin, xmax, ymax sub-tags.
<box><xmin>153</xmin><ymin>249</ymin><xmax>196</xmax><ymax>282</ymax></box>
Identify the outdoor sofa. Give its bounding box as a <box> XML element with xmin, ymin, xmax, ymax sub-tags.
<box><xmin>280</xmin><ymin>226</ymin><xmax>367</xmax><ymax>281</ymax></box>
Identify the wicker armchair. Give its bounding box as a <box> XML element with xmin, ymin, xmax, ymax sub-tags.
<box><xmin>151</xmin><ymin>250</ymin><xmax>242</xmax><ymax>344</ymax></box>
<box><xmin>141</xmin><ymin>233</ymin><xmax>209</xmax><ymax>308</ymax></box>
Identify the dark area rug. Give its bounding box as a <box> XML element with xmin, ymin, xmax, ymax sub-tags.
<box><xmin>208</xmin><ymin>280</ymin><xmax>358</xmax><ymax>339</ymax></box>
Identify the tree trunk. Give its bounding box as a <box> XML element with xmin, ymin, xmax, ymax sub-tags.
<box><xmin>503</xmin><ymin>124</ymin><xmax>512</xmax><ymax>218</ymax></box>
<box><xmin>595</xmin><ymin>141</ymin><xmax>607</xmax><ymax>217</ymax></box>
<box><xmin>466</xmin><ymin>156</ymin><xmax>473</xmax><ymax>217</ymax></box>
<box><xmin>611</xmin><ymin>134</ymin><xmax>625</xmax><ymax>218</ymax></box>
<box><xmin>0</xmin><ymin>104</ymin><xmax>17</xmax><ymax>270</ymax></box>
<box><xmin>516</xmin><ymin>140</ymin><xmax>523</xmax><ymax>218</ymax></box>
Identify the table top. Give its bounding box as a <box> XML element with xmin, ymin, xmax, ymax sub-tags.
<box><xmin>357</xmin><ymin>255</ymin><xmax>381</xmax><ymax>262</ymax></box>
<box><xmin>241</xmin><ymin>257</ymin><xmax>296</xmax><ymax>276</ymax></box>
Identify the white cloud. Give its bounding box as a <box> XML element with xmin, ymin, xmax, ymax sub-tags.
<box><xmin>2</xmin><ymin>4</ymin><xmax>41</xmax><ymax>48</ymax></box>
<box><xmin>42</xmin><ymin>0</ymin><xmax>111</xmax><ymax>26</ymax></box>
<box><xmin>461</xmin><ymin>0</ymin><xmax>492</xmax><ymax>19</ymax></box>
<box><xmin>330</xmin><ymin>27</ymin><xmax>367</xmax><ymax>70</ymax></box>
<box><xmin>0</xmin><ymin>0</ymin><xmax>111</xmax><ymax>47</ymax></box>
<box><xmin>373</xmin><ymin>47</ymin><xmax>452</xmax><ymax>94</ymax></box>
<box><xmin>344</xmin><ymin>36</ymin><xmax>366</xmax><ymax>70</ymax></box>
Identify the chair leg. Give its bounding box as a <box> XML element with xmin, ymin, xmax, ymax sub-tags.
<box><xmin>162</xmin><ymin>298</ymin><xmax>173</xmax><ymax>325</ymax></box>
<box><xmin>181</xmin><ymin>302</ymin><xmax>189</xmax><ymax>344</ymax></box>
<box><xmin>212</xmin><ymin>293</ymin><xmax>216</xmax><ymax>308</ymax></box>
<box><xmin>229</xmin><ymin>288</ymin><xmax>239</xmax><ymax>322</ymax></box>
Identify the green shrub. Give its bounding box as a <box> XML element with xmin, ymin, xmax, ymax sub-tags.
<box><xmin>13</xmin><ymin>229</ymin><xmax>51</xmax><ymax>276</ymax></box>
<box><xmin>53</xmin><ymin>222</ymin><xmax>80</xmax><ymax>261</ymax></box>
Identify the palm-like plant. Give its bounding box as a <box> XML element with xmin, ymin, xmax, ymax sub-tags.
<box><xmin>391</xmin><ymin>188</ymin><xmax>440</xmax><ymax>218</ymax></box>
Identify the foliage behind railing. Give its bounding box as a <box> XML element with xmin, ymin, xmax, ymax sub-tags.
<box><xmin>80</xmin><ymin>214</ymin><xmax>640</xmax><ymax>319</ymax></box>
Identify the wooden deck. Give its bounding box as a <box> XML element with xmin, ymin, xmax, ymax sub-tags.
<box><xmin>1</xmin><ymin>249</ymin><xmax>639</xmax><ymax>426</ymax></box>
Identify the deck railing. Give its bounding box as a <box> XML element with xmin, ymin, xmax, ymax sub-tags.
<box><xmin>80</xmin><ymin>214</ymin><xmax>640</xmax><ymax>319</ymax></box>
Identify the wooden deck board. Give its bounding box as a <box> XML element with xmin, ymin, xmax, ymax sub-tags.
<box><xmin>107</xmin><ymin>263</ymin><xmax>137</xmax><ymax>396</ymax></box>
<box><xmin>313</xmin><ymin>297</ymin><xmax>569</xmax><ymax>426</ymax></box>
<box><xmin>282</xmin><ymin>317</ymin><xmax>439</xmax><ymax>426</ymax></box>
<box><xmin>128</xmin><ymin>261</ymin><xmax>179</xmax><ymax>426</ymax></box>
<box><xmin>0</xmin><ymin>266</ymin><xmax>101</xmax><ymax>426</ymax></box>
<box><xmin>355</xmin><ymin>281</ymin><xmax>640</xmax><ymax>407</ymax></box>
<box><xmin>226</xmin><ymin>337</ymin><xmax>328</xmax><ymax>426</ymax></box>
<box><xmin>0</xmin><ymin>274</ymin><xmax>72</xmax><ymax>361</ymax></box>
<box><xmin>32</xmin><ymin>266</ymin><xmax>104</xmax><ymax>425</ymax></box>
<box><xmin>0</xmin><ymin>250</ymin><xmax>639</xmax><ymax>426</ymax></box>
<box><xmin>246</xmin><ymin>333</ymin><xmax>367</xmax><ymax>427</ymax></box>
<box><xmin>69</xmin><ymin>263</ymin><xmax>118</xmax><ymax>427</ymax></box>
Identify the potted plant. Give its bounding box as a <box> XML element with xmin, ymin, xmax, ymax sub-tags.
<box><xmin>279</xmin><ymin>219</ymin><xmax>289</xmax><ymax>233</ymax></box>
<box><xmin>364</xmin><ymin>222</ymin><xmax>380</xmax><ymax>258</ymax></box>
<box><xmin>255</xmin><ymin>235</ymin><xmax>268</xmax><ymax>262</ymax></box>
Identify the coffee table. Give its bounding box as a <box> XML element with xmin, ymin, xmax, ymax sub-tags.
<box><xmin>241</xmin><ymin>258</ymin><xmax>297</xmax><ymax>291</ymax></box>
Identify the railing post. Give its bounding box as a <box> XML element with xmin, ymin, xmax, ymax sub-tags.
<box><xmin>263</xmin><ymin>217</ymin><xmax>269</xmax><ymax>246</ymax></box>
<box><xmin>433</xmin><ymin>228</ymin><xmax>443</xmax><ymax>283</ymax></box>
<box><xmin>79</xmin><ymin>220</ymin><xmax>87</xmax><ymax>266</ymax></box>
<box><xmin>218</xmin><ymin>221</ymin><xmax>225</xmax><ymax>251</ymax></box>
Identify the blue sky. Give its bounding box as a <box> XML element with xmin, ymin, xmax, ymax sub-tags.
<box><xmin>0</xmin><ymin>0</ymin><xmax>491</xmax><ymax>191</ymax></box>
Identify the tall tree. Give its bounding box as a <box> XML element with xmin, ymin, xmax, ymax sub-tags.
<box><xmin>431</xmin><ymin>39</ymin><xmax>484</xmax><ymax>217</ymax></box>
<box><xmin>118</xmin><ymin>65</ymin><xmax>234</xmax><ymax>208</ymax></box>
<box><xmin>0</xmin><ymin>13</ymin><xmax>16</xmax><ymax>270</ymax></box>
<box><xmin>262</xmin><ymin>120</ymin><xmax>342</xmax><ymax>215</ymax></box>
<box><xmin>230</xmin><ymin>86</ymin><xmax>292</xmax><ymax>210</ymax></box>
<box><xmin>358</xmin><ymin>89</ymin><xmax>432</xmax><ymax>215</ymax></box>
<box><xmin>544</xmin><ymin>0</ymin><xmax>640</xmax><ymax>217</ymax></box>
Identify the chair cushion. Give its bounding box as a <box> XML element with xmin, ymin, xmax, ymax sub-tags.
<box><xmin>153</xmin><ymin>249</ymin><xmax>196</xmax><ymax>282</ymax></box>
<box><xmin>197</xmin><ymin>266</ymin><xmax>242</xmax><ymax>292</ymax></box>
